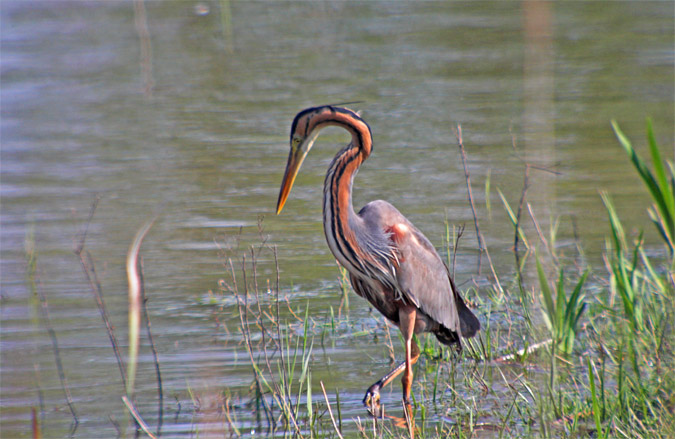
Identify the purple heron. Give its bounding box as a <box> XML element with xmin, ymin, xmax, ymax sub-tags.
<box><xmin>276</xmin><ymin>105</ymin><xmax>480</xmax><ymax>422</ymax></box>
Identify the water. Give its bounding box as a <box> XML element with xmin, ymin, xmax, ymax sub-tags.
<box><xmin>1</xmin><ymin>1</ymin><xmax>673</xmax><ymax>437</ymax></box>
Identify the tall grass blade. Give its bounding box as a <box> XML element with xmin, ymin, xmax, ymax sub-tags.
<box><xmin>611</xmin><ymin>120</ymin><xmax>662</xmax><ymax>201</ymax></box>
<box><xmin>536</xmin><ymin>251</ymin><xmax>587</xmax><ymax>354</ymax></box>
<box><xmin>587</xmin><ymin>358</ymin><xmax>603</xmax><ymax>437</ymax></box>
<box><xmin>126</xmin><ymin>217</ymin><xmax>156</xmax><ymax>398</ymax></box>
<box><xmin>612</xmin><ymin>119</ymin><xmax>674</xmax><ymax>254</ymax></box>
<box><xmin>536</xmin><ymin>253</ymin><xmax>555</xmax><ymax>331</ymax></box>
<box><xmin>485</xmin><ymin>168</ymin><xmax>492</xmax><ymax>217</ymax></box>
<box><xmin>646</xmin><ymin>119</ymin><xmax>674</xmax><ymax>216</ymax></box>
<box><xmin>555</xmin><ymin>270</ymin><xmax>565</xmax><ymax>339</ymax></box>
<box><xmin>602</xmin><ymin>192</ymin><xmax>645</xmax><ymax>332</ymax></box>
<box><xmin>497</xmin><ymin>188</ymin><xmax>530</xmax><ymax>249</ymax></box>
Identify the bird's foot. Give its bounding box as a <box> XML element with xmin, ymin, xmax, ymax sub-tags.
<box><xmin>363</xmin><ymin>383</ymin><xmax>383</xmax><ymax>418</ymax></box>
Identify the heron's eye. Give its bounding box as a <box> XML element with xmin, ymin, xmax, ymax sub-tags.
<box><xmin>291</xmin><ymin>136</ymin><xmax>302</xmax><ymax>149</ymax></box>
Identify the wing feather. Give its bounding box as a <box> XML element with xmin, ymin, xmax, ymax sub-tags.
<box><xmin>358</xmin><ymin>200</ymin><xmax>478</xmax><ymax>336</ymax></box>
<box><xmin>392</xmin><ymin>222</ymin><xmax>462</xmax><ymax>334</ymax></box>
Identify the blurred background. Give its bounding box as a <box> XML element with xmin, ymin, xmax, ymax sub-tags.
<box><xmin>1</xmin><ymin>1</ymin><xmax>673</xmax><ymax>437</ymax></box>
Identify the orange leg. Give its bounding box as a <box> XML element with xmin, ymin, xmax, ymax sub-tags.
<box><xmin>399</xmin><ymin>305</ymin><xmax>417</xmax><ymax>438</ymax></box>
<box><xmin>363</xmin><ymin>305</ymin><xmax>420</xmax><ymax>427</ymax></box>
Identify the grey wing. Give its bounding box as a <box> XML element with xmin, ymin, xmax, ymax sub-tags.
<box><xmin>391</xmin><ymin>221</ymin><xmax>462</xmax><ymax>334</ymax></box>
<box><xmin>357</xmin><ymin>200</ymin><xmax>478</xmax><ymax>337</ymax></box>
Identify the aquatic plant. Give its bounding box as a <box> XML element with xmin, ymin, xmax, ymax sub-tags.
<box><xmin>536</xmin><ymin>253</ymin><xmax>588</xmax><ymax>356</ymax></box>
<box><xmin>612</xmin><ymin>119</ymin><xmax>675</xmax><ymax>257</ymax></box>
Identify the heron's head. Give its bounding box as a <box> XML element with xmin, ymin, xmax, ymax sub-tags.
<box><xmin>276</xmin><ymin>109</ymin><xmax>324</xmax><ymax>214</ymax></box>
<box><xmin>276</xmin><ymin>105</ymin><xmax>365</xmax><ymax>215</ymax></box>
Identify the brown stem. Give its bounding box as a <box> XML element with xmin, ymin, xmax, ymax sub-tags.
<box><xmin>73</xmin><ymin>199</ymin><xmax>127</xmax><ymax>392</ymax></box>
<box><xmin>34</xmin><ymin>271</ymin><xmax>79</xmax><ymax>428</ymax></box>
<box><xmin>139</xmin><ymin>256</ymin><xmax>163</xmax><ymax>435</ymax></box>
<box><xmin>454</xmin><ymin>124</ymin><xmax>484</xmax><ymax>276</ymax></box>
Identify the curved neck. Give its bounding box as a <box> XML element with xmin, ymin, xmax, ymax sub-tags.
<box><xmin>298</xmin><ymin>106</ymin><xmax>373</xmax><ymax>160</ymax></box>
<box><xmin>291</xmin><ymin>105</ymin><xmax>376</xmax><ymax>275</ymax></box>
<box><xmin>324</xmin><ymin>143</ymin><xmax>363</xmax><ymax>223</ymax></box>
<box><xmin>323</xmin><ymin>143</ymin><xmax>369</xmax><ymax>275</ymax></box>
<box><xmin>311</xmin><ymin>109</ymin><xmax>371</xmax><ymax>275</ymax></box>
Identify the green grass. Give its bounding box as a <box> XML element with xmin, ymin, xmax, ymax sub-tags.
<box><xmin>23</xmin><ymin>120</ymin><xmax>673</xmax><ymax>438</ymax></box>
<box><xmin>536</xmin><ymin>252</ymin><xmax>588</xmax><ymax>356</ymax></box>
<box><xmin>199</xmin><ymin>120</ymin><xmax>675</xmax><ymax>437</ymax></box>
<box><xmin>612</xmin><ymin>119</ymin><xmax>675</xmax><ymax>256</ymax></box>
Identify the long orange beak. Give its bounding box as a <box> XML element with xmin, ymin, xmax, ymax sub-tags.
<box><xmin>276</xmin><ymin>149</ymin><xmax>303</xmax><ymax>214</ymax></box>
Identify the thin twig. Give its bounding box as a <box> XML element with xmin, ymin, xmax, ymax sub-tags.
<box><xmin>514</xmin><ymin>164</ymin><xmax>531</xmax><ymax>291</ymax></box>
<box><xmin>495</xmin><ymin>338</ymin><xmax>553</xmax><ymax>363</ymax></box>
<box><xmin>74</xmin><ymin>200</ymin><xmax>127</xmax><ymax>391</ymax></box>
<box><xmin>238</xmin><ymin>255</ymin><xmax>274</xmax><ymax>429</ymax></box>
<box><xmin>509</xmin><ymin>126</ymin><xmax>561</xmax><ymax>176</ymax></box>
<box><xmin>274</xmin><ymin>246</ymin><xmax>294</xmax><ymax>415</ymax></box>
<box><xmin>251</xmin><ymin>247</ymin><xmax>280</xmax><ymax>427</ymax></box>
<box><xmin>452</xmin><ymin>224</ymin><xmax>465</xmax><ymax>280</ymax></box>
<box><xmin>527</xmin><ymin>202</ymin><xmax>551</xmax><ymax>255</ymax></box>
<box><xmin>454</xmin><ymin>124</ymin><xmax>484</xmax><ymax>275</ymax></box>
<box><xmin>73</xmin><ymin>195</ymin><xmax>99</xmax><ymax>255</ymax></box>
<box><xmin>448</xmin><ymin>135</ymin><xmax>503</xmax><ymax>292</ymax></box>
<box><xmin>223</xmin><ymin>396</ymin><xmax>241</xmax><ymax>437</ymax></box>
<box><xmin>122</xmin><ymin>396</ymin><xmax>158</xmax><ymax>439</ymax></box>
<box><xmin>33</xmin><ymin>270</ymin><xmax>79</xmax><ymax>428</ymax></box>
<box><xmin>320</xmin><ymin>382</ymin><xmax>344</xmax><ymax>439</ymax></box>
<box><xmin>483</xmin><ymin>242</ymin><xmax>504</xmax><ymax>294</ymax></box>
<box><xmin>139</xmin><ymin>256</ymin><xmax>163</xmax><ymax>436</ymax></box>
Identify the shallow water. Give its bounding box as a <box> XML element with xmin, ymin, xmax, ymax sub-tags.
<box><xmin>1</xmin><ymin>1</ymin><xmax>673</xmax><ymax>437</ymax></box>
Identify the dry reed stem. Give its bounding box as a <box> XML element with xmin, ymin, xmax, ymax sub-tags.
<box><xmin>122</xmin><ymin>396</ymin><xmax>157</xmax><ymax>439</ymax></box>
<box><xmin>402</xmin><ymin>399</ymin><xmax>415</xmax><ymax>439</ymax></box>
<box><xmin>237</xmin><ymin>255</ymin><xmax>273</xmax><ymax>427</ymax></box>
<box><xmin>527</xmin><ymin>202</ymin><xmax>552</xmax><ymax>257</ymax></box>
<box><xmin>139</xmin><ymin>256</ymin><xmax>164</xmax><ymax>436</ymax></box>
<box><xmin>451</xmin><ymin>224</ymin><xmax>465</xmax><ymax>281</ymax></box>
<box><xmin>223</xmin><ymin>396</ymin><xmax>241</xmax><ymax>437</ymax></box>
<box><xmin>27</xmin><ymin>240</ymin><xmax>79</xmax><ymax>428</ymax></box>
<box><xmin>453</xmin><ymin>125</ymin><xmax>503</xmax><ymax>293</ymax></box>
<box><xmin>38</xmin><ymin>286</ymin><xmax>79</xmax><ymax>428</ymax></box>
<box><xmin>73</xmin><ymin>198</ymin><xmax>128</xmax><ymax>392</ymax></box>
<box><xmin>383</xmin><ymin>316</ymin><xmax>396</xmax><ymax>365</ymax></box>
<box><xmin>320</xmin><ymin>381</ymin><xmax>344</xmax><ymax>439</ymax></box>
<box><xmin>126</xmin><ymin>217</ymin><xmax>156</xmax><ymax>399</ymax></box>
<box><xmin>454</xmin><ymin>124</ymin><xmax>484</xmax><ymax>274</ymax></box>
<box><xmin>273</xmin><ymin>245</ymin><xmax>295</xmax><ymax>417</ymax></box>
<box><xmin>495</xmin><ymin>338</ymin><xmax>553</xmax><ymax>363</ymax></box>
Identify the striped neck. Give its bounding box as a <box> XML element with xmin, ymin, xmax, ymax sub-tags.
<box><xmin>323</xmin><ymin>143</ymin><xmax>369</xmax><ymax>276</ymax></box>
<box><xmin>291</xmin><ymin>105</ymin><xmax>372</xmax><ymax>159</ymax></box>
<box><xmin>291</xmin><ymin>105</ymin><xmax>374</xmax><ymax>276</ymax></box>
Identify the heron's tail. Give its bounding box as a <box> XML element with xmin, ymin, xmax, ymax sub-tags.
<box><xmin>448</xmin><ymin>274</ymin><xmax>480</xmax><ymax>338</ymax></box>
<box><xmin>434</xmin><ymin>325</ymin><xmax>461</xmax><ymax>347</ymax></box>
<box><xmin>456</xmin><ymin>293</ymin><xmax>480</xmax><ymax>338</ymax></box>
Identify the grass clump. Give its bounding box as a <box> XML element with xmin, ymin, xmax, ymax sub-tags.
<box><xmin>536</xmin><ymin>253</ymin><xmax>588</xmax><ymax>356</ymax></box>
<box><xmin>207</xmin><ymin>120</ymin><xmax>673</xmax><ymax>438</ymax></box>
<box><xmin>612</xmin><ymin>119</ymin><xmax>675</xmax><ymax>256</ymax></box>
